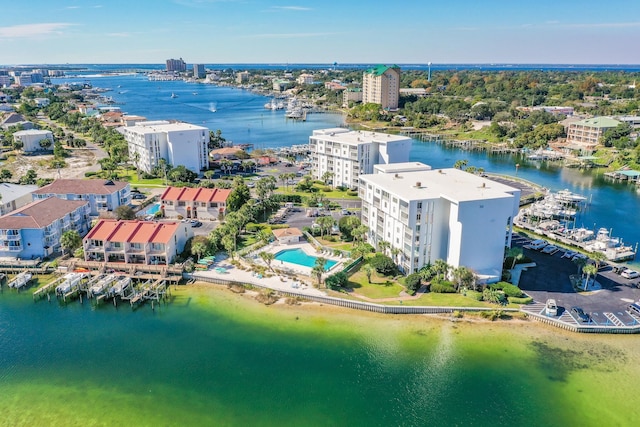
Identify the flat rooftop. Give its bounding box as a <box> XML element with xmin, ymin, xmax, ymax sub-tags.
<box><xmin>311</xmin><ymin>128</ymin><xmax>411</xmax><ymax>146</ymax></box>
<box><xmin>374</xmin><ymin>162</ymin><xmax>432</xmax><ymax>174</ymax></box>
<box><xmin>360</xmin><ymin>168</ymin><xmax>519</xmax><ymax>203</ymax></box>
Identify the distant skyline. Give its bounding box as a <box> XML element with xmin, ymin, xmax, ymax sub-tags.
<box><xmin>2</xmin><ymin>0</ymin><xmax>640</xmax><ymax>65</ymax></box>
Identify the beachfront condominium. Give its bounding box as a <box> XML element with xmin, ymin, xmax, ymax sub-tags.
<box><xmin>565</xmin><ymin>117</ymin><xmax>621</xmax><ymax>152</ymax></box>
<box><xmin>362</xmin><ymin>65</ymin><xmax>400</xmax><ymax>110</ymax></box>
<box><xmin>122</xmin><ymin>121</ymin><xmax>209</xmax><ymax>174</ymax></box>
<box><xmin>359</xmin><ymin>163</ymin><xmax>520</xmax><ymax>283</ymax></box>
<box><xmin>309</xmin><ymin>128</ymin><xmax>412</xmax><ymax>189</ymax></box>
<box><xmin>193</xmin><ymin>64</ymin><xmax>206</xmax><ymax>79</ymax></box>
<box><xmin>166</xmin><ymin>58</ymin><xmax>187</xmax><ymax>73</ymax></box>
<box><xmin>32</xmin><ymin>179</ymin><xmax>131</xmax><ymax>216</ymax></box>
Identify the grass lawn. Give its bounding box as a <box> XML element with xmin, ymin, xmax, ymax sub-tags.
<box><xmin>275</xmin><ymin>185</ymin><xmax>360</xmax><ymax>200</ymax></box>
<box><xmin>347</xmin><ymin>267</ymin><xmax>406</xmax><ymax>299</ymax></box>
<box><xmin>315</xmin><ymin>238</ymin><xmax>353</xmax><ymax>251</ymax></box>
<box><xmin>380</xmin><ymin>292</ymin><xmax>493</xmax><ymax>307</ymax></box>
<box><xmin>117</xmin><ymin>170</ymin><xmax>166</xmax><ymax>187</ymax></box>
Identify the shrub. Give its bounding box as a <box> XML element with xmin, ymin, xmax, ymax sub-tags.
<box><xmin>480</xmin><ymin>310</ymin><xmax>505</xmax><ymax>321</ymax></box>
<box><xmin>325</xmin><ymin>271</ymin><xmax>348</xmax><ymax>289</ymax></box>
<box><xmin>508</xmin><ymin>296</ymin><xmax>533</xmax><ymax>304</ymax></box>
<box><xmin>466</xmin><ymin>290</ymin><xmax>484</xmax><ymax>301</ymax></box>
<box><xmin>430</xmin><ymin>279</ymin><xmax>456</xmax><ymax>293</ymax></box>
<box><xmin>322</xmin><ymin>186</ymin><xmax>332</xmax><ymax>192</ymax></box>
<box><xmin>369</xmin><ymin>253</ymin><xmax>397</xmax><ymax>276</ymax></box>
<box><xmin>405</xmin><ymin>273</ymin><xmax>422</xmax><ymax>294</ymax></box>
<box><xmin>85</xmin><ymin>171</ymin><xmax>97</xmax><ymax>177</ymax></box>
<box><xmin>346</xmin><ymin>190</ymin><xmax>358</xmax><ymax>197</ymax></box>
<box><xmin>491</xmin><ymin>282</ymin><xmax>523</xmax><ymax>298</ymax></box>
<box><xmin>324</xmin><ymin>235</ymin><xmax>337</xmax><ymax>242</ymax></box>
<box><xmin>336</xmin><ymin>185</ymin><xmax>348</xmax><ymax>192</ymax></box>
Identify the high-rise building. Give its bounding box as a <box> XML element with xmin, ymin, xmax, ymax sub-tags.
<box><xmin>122</xmin><ymin>121</ymin><xmax>209</xmax><ymax>174</ymax></box>
<box><xmin>359</xmin><ymin>164</ymin><xmax>520</xmax><ymax>281</ymax></box>
<box><xmin>362</xmin><ymin>64</ymin><xmax>400</xmax><ymax>110</ymax></box>
<box><xmin>309</xmin><ymin>128</ymin><xmax>412</xmax><ymax>189</ymax></box>
<box><xmin>166</xmin><ymin>58</ymin><xmax>187</xmax><ymax>72</ymax></box>
<box><xmin>193</xmin><ymin>64</ymin><xmax>206</xmax><ymax>79</ymax></box>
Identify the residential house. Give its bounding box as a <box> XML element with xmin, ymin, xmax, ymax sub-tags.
<box><xmin>161</xmin><ymin>186</ymin><xmax>232</xmax><ymax>220</ymax></box>
<box><xmin>297</xmin><ymin>74</ymin><xmax>315</xmax><ymax>85</ymax></box>
<box><xmin>272</xmin><ymin>227</ymin><xmax>303</xmax><ymax>244</ymax></box>
<box><xmin>83</xmin><ymin>219</ymin><xmax>192</xmax><ymax>265</ymax></box>
<box><xmin>0</xmin><ymin>197</ymin><xmax>91</xmax><ymax>259</ymax></box>
<box><xmin>309</xmin><ymin>128</ymin><xmax>412</xmax><ymax>189</ymax></box>
<box><xmin>209</xmin><ymin>147</ymin><xmax>244</xmax><ymax>161</ymax></box>
<box><xmin>32</xmin><ymin>179</ymin><xmax>131</xmax><ymax>216</ymax></box>
<box><xmin>13</xmin><ymin>129</ymin><xmax>54</xmax><ymax>152</ymax></box>
<box><xmin>359</xmin><ymin>164</ymin><xmax>520</xmax><ymax>283</ymax></box>
<box><xmin>0</xmin><ymin>112</ymin><xmax>34</xmax><ymax>130</ymax></box>
<box><xmin>0</xmin><ymin>183</ymin><xmax>38</xmax><ymax>216</ymax></box>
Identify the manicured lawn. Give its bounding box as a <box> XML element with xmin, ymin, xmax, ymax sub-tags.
<box><xmin>118</xmin><ymin>170</ymin><xmax>166</xmax><ymax>187</ymax></box>
<box><xmin>347</xmin><ymin>268</ymin><xmax>406</xmax><ymax>299</ymax></box>
<box><xmin>380</xmin><ymin>292</ymin><xmax>493</xmax><ymax>307</ymax></box>
<box><xmin>315</xmin><ymin>238</ymin><xmax>353</xmax><ymax>251</ymax></box>
<box><xmin>275</xmin><ymin>185</ymin><xmax>360</xmax><ymax>200</ymax></box>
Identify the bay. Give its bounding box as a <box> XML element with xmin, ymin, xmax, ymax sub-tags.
<box><xmin>1</xmin><ymin>285</ymin><xmax>639</xmax><ymax>426</ymax></box>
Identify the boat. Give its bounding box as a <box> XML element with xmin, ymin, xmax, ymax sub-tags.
<box><xmin>55</xmin><ymin>273</ymin><xmax>85</xmax><ymax>295</ymax></box>
<box><xmin>555</xmin><ymin>189</ymin><xmax>588</xmax><ymax>204</ymax></box>
<box><xmin>171</xmin><ymin>93</ymin><xmax>178</xmax><ymax>98</ymax></box>
<box><xmin>8</xmin><ymin>272</ymin><xmax>32</xmax><ymax>289</ymax></box>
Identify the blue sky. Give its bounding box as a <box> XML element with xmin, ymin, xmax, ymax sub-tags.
<box><xmin>2</xmin><ymin>0</ymin><xmax>640</xmax><ymax>65</ymax></box>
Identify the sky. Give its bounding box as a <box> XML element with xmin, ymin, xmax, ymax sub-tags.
<box><xmin>2</xmin><ymin>0</ymin><xmax>640</xmax><ymax>65</ymax></box>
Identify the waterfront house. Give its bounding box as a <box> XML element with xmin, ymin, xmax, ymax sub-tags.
<box><xmin>13</xmin><ymin>129</ymin><xmax>53</xmax><ymax>152</ymax></box>
<box><xmin>0</xmin><ymin>183</ymin><xmax>38</xmax><ymax>216</ymax></box>
<box><xmin>565</xmin><ymin>117</ymin><xmax>621</xmax><ymax>152</ymax></box>
<box><xmin>359</xmin><ymin>163</ymin><xmax>520</xmax><ymax>283</ymax></box>
<box><xmin>0</xmin><ymin>112</ymin><xmax>34</xmax><ymax>130</ymax></box>
<box><xmin>309</xmin><ymin>128</ymin><xmax>412</xmax><ymax>189</ymax></box>
<box><xmin>83</xmin><ymin>219</ymin><xmax>192</xmax><ymax>265</ymax></box>
<box><xmin>0</xmin><ymin>197</ymin><xmax>91</xmax><ymax>259</ymax></box>
<box><xmin>209</xmin><ymin>147</ymin><xmax>244</xmax><ymax>161</ymax></box>
<box><xmin>161</xmin><ymin>186</ymin><xmax>232</xmax><ymax>220</ymax></box>
<box><xmin>122</xmin><ymin>120</ymin><xmax>209</xmax><ymax>174</ymax></box>
<box><xmin>342</xmin><ymin>88</ymin><xmax>362</xmax><ymax>107</ymax></box>
<box><xmin>32</xmin><ymin>179</ymin><xmax>131</xmax><ymax>216</ymax></box>
<box><xmin>272</xmin><ymin>227</ymin><xmax>303</xmax><ymax>244</ymax></box>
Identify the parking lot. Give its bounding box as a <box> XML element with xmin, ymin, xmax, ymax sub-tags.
<box><xmin>512</xmin><ymin>234</ymin><xmax>640</xmax><ymax>326</ymax></box>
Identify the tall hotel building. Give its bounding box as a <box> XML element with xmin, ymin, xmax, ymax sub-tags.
<box><xmin>309</xmin><ymin>128</ymin><xmax>412</xmax><ymax>189</ymax></box>
<box><xmin>362</xmin><ymin>65</ymin><xmax>400</xmax><ymax>110</ymax></box>
<box><xmin>359</xmin><ymin>163</ymin><xmax>520</xmax><ymax>282</ymax></box>
<box><xmin>166</xmin><ymin>58</ymin><xmax>187</xmax><ymax>72</ymax></box>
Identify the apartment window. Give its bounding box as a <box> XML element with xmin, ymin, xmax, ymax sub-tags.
<box><xmin>417</xmin><ymin>202</ymin><xmax>422</xmax><ymax>209</ymax></box>
<box><xmin>416</xmin><ymin>213</ymin><xmax>421</xmax><ymax>221</ymax></box>
<box><xmin>201</xmin><ymin>202</ymin><xmax>207</xmax><ymax>207</ymax></box>
<box><xmin>178</xmin><ymin>201</ymin><xmax>186</xmax><ymax>207</ymax></box>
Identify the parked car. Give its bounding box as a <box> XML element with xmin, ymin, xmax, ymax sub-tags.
<box><xmin>571</xmin><ymin>306</ymin><xmax>590</xmax><ymax>323</ymax></box>
<box><xmin>621</xmin><ymin>269</ymin><xmax>640</xmax><ymax>279</ymax></box>
<box><xmin>132</xmin><ymin>193</ymin><xmax>146</xmax><ymax>200</ymax></box>
<box><xmin>190</xmin><ymin>220</ymin><xmax>202</xmax><ymax>228</ymax></box>
<box><xmin>545</xmin><ymin>299</ymin><xmax>558</xmax><ymax>317</ymax></box>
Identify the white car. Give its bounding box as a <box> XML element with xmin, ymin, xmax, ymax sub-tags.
<box><xmin>621</xmin><ymin>269</ymin><xmax>640</xmax><ymax>279</ymax></box>
<box><xmin>545</xmin><ymin>299</ymin><xmax>558</xmax><ymax>317</ymax></box>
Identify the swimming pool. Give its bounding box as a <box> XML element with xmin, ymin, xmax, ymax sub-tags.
<box><xmin>274</xmin><ymin>248</ymin><xmax>337</xmax><ymax>270</ymax></box>
<box><xmin>145</xmin><ymin>203</ymin><xmax>161</xmax><ymax>215</ymax></box>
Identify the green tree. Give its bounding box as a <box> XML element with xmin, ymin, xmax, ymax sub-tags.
<box><xmin>321</xmin><ymin>171</ymin><xmax>334</xmax><ymax>186</ymax></box>
<box><xmin>506</xmin><ymin>247</ymin><xmax>524</xmax><ymax>269</ymax></box>
<box><xmin>582</xmin><ymin>264</ymin><xmax>598</xmax><ymax>291</ymax></box>
<box><xmin>362</xmin><ymin>264</ymin><xmax>373</xmax><ymax>284</ymax></box>
<box><xmin>259</xmin><ymin>251</ymin><xmax>275</xmax><ymax>271</ymax></box>
<box><xmin>39</xmin><ymin>138</ymin><xmax>52</xmax><ymax>150</ymax></box>
<box><xmin>221</xmin><ymin>234</ymin><xmax>236</xmax><ymax>260</ymax></box>
<box><xmin>0</xmin><ymin>169</ymin><xmax>13</xmax><ymax>183</ymax></box>
<box><xmin>60</xmin><ymin>230</ymin><xmax>81</xmax><ymax>256</ymax></box>
<box><xmin>226</xmin><ymin>178</ymin><xmax>251</xmax><ymax>211</ymax></box>
<box><xmin>311</xmin><ymin>256</ymin><xmax>327</xmax><ymax>287</ymax></box>
<box><xmin>168</xmin><ymin>165</ymin><xmax>197</xmax><ymax>183</ymax></box>
<box><xmin>114</xmin><ymin>205</ymin><xmax>136</xmax><ymax>220</ymax></box>
<box><xmin>19</xmin><ymin>169</ymin><xmax>37</xmax><ymax>185</ymax></box>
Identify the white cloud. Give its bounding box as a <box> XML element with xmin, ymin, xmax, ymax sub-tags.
<box><xmin>107</xmin><ymin>32</ymin><xmax>131</xmax><ymax>37</ymax></box>
<box><xmin>0</xmin><ymin>23</ymin><xmax>74</xmax><ymax>39</ymax></box>
<box><xmin>270</xmin><ymin>6</ymin><xmax>312</xmax><ymax>11</ymax></box>
<box><xmin>248</xmin><ymin>32</ymin><xmax>337</xmax><ymax>39</ymax></box>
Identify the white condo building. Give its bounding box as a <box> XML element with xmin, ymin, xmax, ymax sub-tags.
<box><xmin>309</xmin><ymin>128</ymin><xmax>412</xmax><ymax>189</ymax></box>
<box><xmin>122</xmin><ymin>121</ymin><xmax>209</xmax><ymax>174</ymax></box>
<box><xmin>359</xmin><ymin>163</ymin><xmax>520</xmax><ymax>283</ymax></box>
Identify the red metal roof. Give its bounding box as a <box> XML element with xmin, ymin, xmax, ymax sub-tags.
<box><xmin>160</xmin><ymin>186</ymin><xmax>231</xmax><ymax>203</ymax></box>
<box><xmin>85</xmin><ymin>219</ymin><xmax>182</xmax><ymax>244</ymax></box>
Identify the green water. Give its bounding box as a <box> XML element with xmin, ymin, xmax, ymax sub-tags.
<box><xmin>1</xmin><ymin>285</ymin><xmax>638</xmax><ymax>427</ymax></box>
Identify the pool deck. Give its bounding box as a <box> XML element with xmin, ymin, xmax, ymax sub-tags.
<box><xmin>261</xmin><ymin>241</ymin><xmax>344</xmax><ymax>276</ymax></box>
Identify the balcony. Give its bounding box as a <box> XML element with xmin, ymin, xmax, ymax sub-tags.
<box><xmin>7</xmin><ymin>245</ymin><xmax>22</xmax><ymax>252</ymax></box>
<box><xmin>106</xmin><ymin>244</ymin><xmax>125</xmax><ymax>252</ymax></box>
<box><xmin>2</xmin><ymin>234</ymin><xmax>21</xmax><ymax>241</ymax></box>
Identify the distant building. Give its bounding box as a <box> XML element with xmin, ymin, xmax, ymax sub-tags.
<box><xmin>122</xmin><ymin>121</ymin><xmax>209</xmax><ymax>174</ymax></box>
<box><xmin>161</xmin><ymin>186</ymin><xmax>232</xmax><ymax>220</ymax></box>
<box><xmin>359</xmin><ymin>165</ymin><xmax>520</xmax><ymax>282</ymax></box>
<box><xmin>0</xmin><ymin>112</ymin><xmax>33</xmax><ymax>130</ymax></box>
<box><xmin>296</xmin><ymin>73</ymin><xmax>314</xmax><ymax>85</ymax></box>
<box><xmin>236</xmin><ymin>71</ymin><xmax>250</xmax><ymax>84</ymax></box>
<box><xmin>325</xmin><ymin>81</ymin><xmax>346</xmax><ymax>91</ymax></box>
<box><xmin>32</xmin><ymin>179</ymin><xmax>131</xmax><ymax>216</ymax></box>
<box><xmin>193</xmin><ymin>64</ymin><xmax>206</xmax><ymax>79</ymax></box>
<box><xmin>272</xmin><ymin>79</ymin><xmax>294</xmax><ymax>92</ymax></box>
<box><xmin>83</xmin><ymin>219</ymin><xmax>192</xmax><ymax>265</ymax></box>
<box><xmin>362</xmin><ymin>64</ymin><xmax>400</xmax><ymax>110</ymax></box>
<box><xmin>342</xmin><ymin>87</ymin><xmax>363</xmax><ymax>107</ymax></box>
<box><xmin>272</xmin><ymin>227</ymin><xmax>303</xmax><ymax>244</ymax></box>
<box><xmin>13</xmin><ymin>129</ymin><xmax>54</xmax><ymax>152</ymax></box>
<box><xmin>565</xmin><ymin>117</ymin><xmax>621</xmax><ymax>151</ymax></box>
<box><xmin>33</xmin><ymin>98</ymin><xmax>50</xmax><ymax>108</ymax></box>
<box><xmin>166</xmin><ymin>58</ymin><xmax>187</xmax><ymax>73</ymax></box>
<box><xmin>209</xmin><ymin>147</ymin><xmax>244</xmax><ymax>161</ymax></box>
<box><xmin>0</xmin><ymin>76</ymin><xmax>11</xmax><ymax>88</ymax></box>
<box><xmin>0</xmin><ymin>183</ymin><xmax>38</xmax><ymax>216</ymax></box>
<box><xmin>309</xmin><ymin>128</ymin><xmax>412</xmax><ymax>189</ymax></box>
<box><xmin>0</xmin><ymin>197</ymin><xmax>91</xmax><ymax>259</ymax></box>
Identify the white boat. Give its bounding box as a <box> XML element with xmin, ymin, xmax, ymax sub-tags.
<box><xmin>55</xmin><ymin>273</ymin><xmax>85</xmax><ymax>295</ymax></box>
<box><xmin>89</xmin><ymin>274</ymin><xmax>118</xmax><ymax>296</ymax></box>
<box><xmin>171</xmin><ymin>93</ymin><xmax>178</xmax><ymax>98</ymax></box>
<box><xmin>555</xmin><ymin>189</ymin><xmax>588</xmax><ymax>204</ymax></box>
<box><xmin>8</xmin><ymin>272</ymin><xmax>32</xmax><ymax>289</ymax></box>
<box><xmin>108</xmin><ymin>276</ymin><xmax>131</xmax><ymax>297</ymax></box>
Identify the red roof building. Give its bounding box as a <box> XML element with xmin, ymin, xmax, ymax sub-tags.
<box><xmin>83</xmin><ymin>219</ymin><xmax>192</xmax><ymax>265</ymax></box>
<box><xmin>160</xmin><ymin>186</ymin><xmax>232</xmax><ymax>220</ymax></box>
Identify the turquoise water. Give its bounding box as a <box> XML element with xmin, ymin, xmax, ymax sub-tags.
<box><xmin>145</xmin><ymin>202</ymin><xmax>161</xmax><ymax>215</ymax></box>
<box><xmin>1</xmin><ymin>286</ymin><xmax>639</xmax><ymax>426</ymax></box>
<box><xmin>274</xmin><ymin>248</ymin><xmax>337</xmax><ymax>269</ymax></box>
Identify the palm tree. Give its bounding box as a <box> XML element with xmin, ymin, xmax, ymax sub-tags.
<box><xmin>221</xmin><ymin>233</ymin><xmax>236</xmax><ymax>260</ymax></box>
<box><xmin>582</xmin><ymin>264</ymin><xmax>598</xmax><ymax>290</ymax></box>
<box><xmin>311</xmin><ymin>257</ymin><xmax>327</xmax><ymax>287</ymax></box>
<box><xmin>506</xmin><ymin>247</ymin><xmax>524</xmax><ymax>269</ymax></box>
<box><xmin>191</xmin><ymin>241</ymin><xmax>207</xmax><ymax>261</ymax></box>
<box><xmin>452</xmin><ymin>266</ymin><xmax>474</xmax><ymax>292</ymax></box>
<box><xmin>259</xmin><ymin>251</ymin><xmax>275</xmax><ymax>271</ymax></box>
<box><xmin>362</xmin><ymin>264</ymin><xmax>373</xmax><ymax>284</ymax></box>
<box><xmin>321</xmin><ymin>171</ymin><xmax>334</xmax><ymax>186</ymax></box>
<box><xmin>589</xmin><ymin>252</ymin><xmax>607</xmax><ymax>271</ymax></box>
<box><xmin>219</xmin><ymin>159</ymin><xmax>233</xmax><ymax>175</ymax></box>
<box><xmin>60</xmin><ymin>230</ymin><xmax>81</xmax><ymax>256</ymax></box>
<box><xmin>433</xmin><ymin>259</ymin><xmax>450</xmax><ymax>281</ymax></box>
<box><xmin>377</xmin><ymin>240</ymin><xmax>390</xmax><ymax>255</ymax></box>
<box><xmin>256</xmin><ymin>229</ymin><xmax>272</xmax><ymax>245</ymax></box>
<box><xmin>573</xmin><ymin>256</ymin><xmax>587</xmax><ymax>275</ymax></box>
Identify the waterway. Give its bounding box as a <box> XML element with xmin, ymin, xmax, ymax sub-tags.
<box><xmin>1</xmin><ymin>285</ymin><xmax>639</xmax><ymax>426</ymax></box>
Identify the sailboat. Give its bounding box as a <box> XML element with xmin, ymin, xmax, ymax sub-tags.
<box><xmin>209</xmin><ymin>102</ymin><xmax>217</xmax><ymax>113</ymax></box>
<box><xmin>171</xmin><ymin>92</ymin><xmax>178</xmax><ymax>98</ymax></box>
